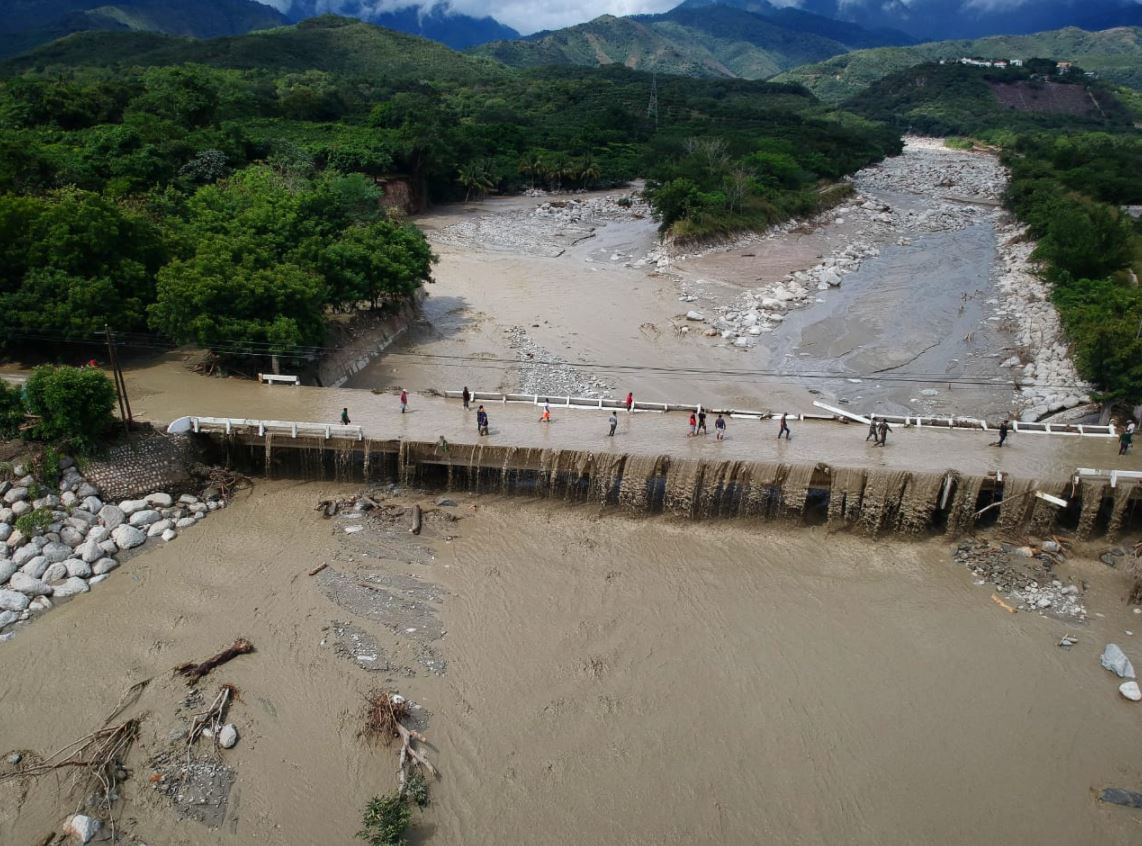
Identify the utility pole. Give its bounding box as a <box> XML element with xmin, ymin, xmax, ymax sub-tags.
<box><xmin>104</xmin><ymin>325</ymin><xmax>132</xmax><ymax>434</ymax></box>
<box><xmin>647</xmin><ymin>71</ymin><xmax>659</xmax><ymax>131</ymax></box>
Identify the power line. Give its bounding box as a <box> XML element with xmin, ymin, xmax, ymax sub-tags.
<box><xmin>0</xmin><ymin>328</ymin><xmax>1093</xmax><ymax>392</ymax></box>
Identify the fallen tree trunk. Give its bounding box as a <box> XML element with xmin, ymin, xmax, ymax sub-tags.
<box><xmin>410</xmin><ymin>504</ymin><xmax>422</xmax><ymax>536</ymax></box>
<box><xmin>174</xmin><ymin>639</ymin><xmax>255</xmax><ymax>683</ymax></box>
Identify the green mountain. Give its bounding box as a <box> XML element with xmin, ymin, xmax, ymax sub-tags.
<box><xmin>5</xmin><ymin>15</ymin><xmax>508</xmax><ymax>82</ymax></box>
<box><xmin>471</xmin><ymin>4</ymin><xmax>902</xmax><ymax>80</ymax></box>
<box><xmin>775</xmin><ymin>25</ymin><xmax>1142</xmax><ymax>102</ymax></box>
<box><xmin>0</xmin><ymin>0</ymin><xmax>285</xmax><ymax>59</ymax></box>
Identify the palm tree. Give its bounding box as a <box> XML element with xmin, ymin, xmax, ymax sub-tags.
<box><xmin>518</xmin><ymin>151</ymin><xmax>544</xmax><ymax>189</ymax></box>
<box><xmin>579</xmin><ymin>157</ymin><xmax>601</xmax><ymax>188</ymax></box>
<box><xmin>458</xmin><ymin>161</ymin><xmax>495</xmax><ymax>201</ymax></box>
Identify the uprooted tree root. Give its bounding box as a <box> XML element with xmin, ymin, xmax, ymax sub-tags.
<box><xmin>1</xmin><ymin>720</ymin><xmax>140</xmax><ymax>838</ymax></box>
<box><xmin>362</xmin><ymin>690</ymin><xmax>437</xmax><ymax>796</ymax></box>
<box><xmin>174</xmin><ymin>639</ymin><xmax>255</xmax><ymax>683</ymax></box>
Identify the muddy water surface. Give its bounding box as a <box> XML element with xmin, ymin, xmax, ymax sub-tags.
<box><xmin>3</xmin><ymin>484</ymin><xmax>1141</xmax><ymax>844</ymax></box>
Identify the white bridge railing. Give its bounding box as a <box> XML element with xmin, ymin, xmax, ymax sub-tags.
<box><xmin>167</xmin><ymin>416</ymin><xmax>364</xmax><ymax>441</ymax></box>
<box><xmin>444</xmin><ymin>391</ymin><xmax>1117</xmax><ymax>438</ymax></box>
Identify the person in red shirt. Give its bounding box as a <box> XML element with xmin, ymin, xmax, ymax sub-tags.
<box><xmin>688</xmin><ymin>412</ymin><xmax>697</xmax><ymax>437</ymax></box>
<box><xmin>625</xmin><ymin>392</ymin><xmax>634</xmax><ymax>412</ymax></box>
<box><xmin>400</xmin><ymin>388</ymin><xmax>408</xmax><ymax>413</ymax></box>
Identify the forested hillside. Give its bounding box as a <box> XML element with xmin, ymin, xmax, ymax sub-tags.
<box><xmin>0</xmin><ymin>16</ymin><xmax>900</xmax><ymax>363</ymax></box>
<box><xmin>776</xmin><ymin>26</ymin><xmax>1142</xmax><ymax>102</ymax></box>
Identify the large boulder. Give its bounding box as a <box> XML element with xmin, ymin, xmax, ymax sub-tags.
<box><xmin>92</xmin><ymin>558</ymin><xmax>118</xmax><ymax>576</ymax></box>
<box><xmin>41</xmin><ymin>542</ymin><xmax>72</xmax><ymax>564</ymax></box>
<box><xmin>0</xmin><ymin>609</ymin><xmax>17</xmax><ymax>629</ymax></box>
<box><xmin>128</xmin><ymin>509</ymin><xmax>162</xmax><ymax>528</ymax></box>
<box><xmin>64</xmin><ymin>559</ymin><xmax>92</xmax><ymax>578</ymax></box>
<box><xmin>0</xmin><ymin>560</ymin><xmax>16</xmax><ymax>585</ymax></box>
<box><xmin>147</xmin><ymin>519</ymin><xmax>172</xmax><ymax>538</ymax></box>
<box><xmin>145</xmin><ymin>492</ymin><xmax>173</xmax><ymax>508</ymax></box>
<box><xmin>2</xmin><ymin>486</ymin><xmax>27</xmax><ymax>504</ymax></box>
<box><xmin>1101</xmin><ymin>644</ymin><xmax>1135</xmax><ymax>679</ymax></box>
<box><xmin>8</xmin><ymin>572</ymin><xmax>52</xmax><ymax>596</ymax></box>
<box><xmin>20</xmin><ymin>556</ymin><xmax>48</xmax><ymax>579</ymax></box>
<box><xmin>0</xmin><ymin>523</ymin><xmax>9</xmax><ymax>543</ymax></box>
<box><xmin>111</xmin><ymin>525</ymin><xmax>145</xmax><ymax>550</ymax></box>
<box><xmin>12</xmin><ymin>545</ymin><xmax>41</xmax><ymax>568</ymax></box>
<box><xmin>1120</xmin><ymin>681</ymin><xmax>1142</xmax><ymax>702</ymax></box>
<box><xmin>86</xmin><ymin>525</ymin><xmax>110</xmax><ymax>545</ymax></box>
<box><xmin>41</xmin><ymin>562</ymin><xmax>67</xmax><ymax>582</ymax></box>
<box><xmin>79</xmin><ymin>540</ymin><xmax>103</xmax><ymax>565</ymax></box>
<box><xmin>0</xmin><ymin>589</ymin><xmax>31</xmax><ymax>611</ymax></box>
<box><xmin>82</xmin><ymin>496</ymin><xmax>103</xmax><ymax>514</ymax></box>
<box><xmin>59</xmin><ymin>526</ymin><xmax>84</xmax><ymax>548</ymax></box>
<box><xmin>50</xmin><ymin>577</ymin><xmax>89</xmax><ymax>598</ymax></box>
<box><xmin>98</xmin><ymin>505</ymin><xmax>126</xmax><ymax>530</ymax></box>
<box><xmin>118</xmin><ymin>499</ymin><xmax>147</xmax><ymax>516</ymax></box>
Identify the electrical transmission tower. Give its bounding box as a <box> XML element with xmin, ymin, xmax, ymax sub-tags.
<box><xmin>647</xmin><ymin>71</ymin><xmax>659</xmax><ymax>130</ymax></box>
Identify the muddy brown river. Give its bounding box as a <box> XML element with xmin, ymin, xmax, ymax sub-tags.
<box><xmin>2</xmin><ymin>485</ymin><xmax>1141</xmax><ymax>844</ymax></box>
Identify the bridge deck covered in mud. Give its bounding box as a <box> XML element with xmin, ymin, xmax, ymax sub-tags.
<box><xmin>186</xmin><ymin>419</ymin><xmax>1141</xmax><ymax>540</ymax></box>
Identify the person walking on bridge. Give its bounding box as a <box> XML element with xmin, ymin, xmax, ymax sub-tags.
<box><xmin>875</xmin><ymin>418</ymin><xmax>891</xmax><ymax>447</ymax></box>
<box><xmin>539</xmin><ymin>399</ymin><xmax>552</xmax><ymax>424</ymax></box>
<box><xmin>608</xmin><ymin>411</ymin><xmax>618</xmax><ymax>436</ymax></box>
<box><xmin>1119</xmin><ymin>426</ymin><xmax>1133</xmax><ymax>456</ymax></box>
<box><xmin>462</xmin><ymin>387</ymin><xmax>471</xmax><ymax>410</ymax></box>
<box><xmin>866</xmin><ymin>417</ymin><xmax>878</xmax><ymax>442</ymax></box>
<box><xmin>778</xmin><ymin>413</ymin><xmax>791</xmax><ymax>440</ymax></box>
<box><xmin>625</xmin><ymin>392</ymin><xmax>634</xmax><ymax>413</ymax></box>
<box><xmin>697</xmin><ymin>410</ymin><xmax>708</xmax><ymax>435</ymax></box>
<box><xmin>997</xmin><ymin>419</ymin><xmax>1010</xmax><ymax>447</ymax></box>
<box><xmin>400</xmin><ymin>388</ymin><xmax>409</xmax><ymax>414</ymax></box>
<box><xmin>476</xmin><ymin>405</ymin><xmax>489</xmax><ymax>436</ymax></box>
<box><xmin>340</xmin><ymin>408</ymin><xmax>351</xmax><ymax>425</ymax></box>
<box><xmin>715</xmin><ymin>414</ymin><xmax>727</xmax><ymax>441</ymax></box>
<box><xmin>688</xmin><ymin>412</ymin><xmax>697</xmax><ymax>437</ymax></box>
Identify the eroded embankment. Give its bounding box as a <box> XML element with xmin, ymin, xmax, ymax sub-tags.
<box><xmin>204</xmin><ymin>435</ymin><xmax>1139</xmax><ymax>540</ymax></box>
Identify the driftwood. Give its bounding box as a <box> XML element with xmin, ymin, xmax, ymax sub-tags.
<box><xmin>316</xmin><ymin>499</ymin><xmax>339</xmax><ymax>518</ymax></box>
<box><xmin>187</xmin><ymin>684</ymin><xmax>237</xmax><ymax>756</ymax></box>
<box><xmin>308</xmin><ymin>563</ymin><xmax>328</xmax><ymax>577</ymax></box>
<box><xmin>174</xmin><ymin>639</ymin><xmax>255</xmax><ymax>683</ymax></box>
<box><xmin>362</xmin><ymin>691</ymin><xmax>437</xmax><ymax>796</ymax></box>
<box><xmin>410</xmin><ymin>504</ymin><xmax>422</xmax><ymax>536</ymax></box>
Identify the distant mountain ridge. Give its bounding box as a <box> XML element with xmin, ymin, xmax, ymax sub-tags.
<box><xmin>786</xmin><ymin>0</ymin><xmax>1142</xmax><ymax>42</ymax></box>
<box><xmin>280</xmin><ymin>1</ymin><xmax>519</xmax><ymax>49</ymax></box>
<box><xmin>776</xmin><ymin>25</ymin><xmax>1142</xmax><ymax>102</ymax></box>
<box><xmin>472</xmin><ymin>2</ymin><xmax>911</xmax><ymax>79</ymax></box>
<box><xmin>0</xmin><ymin>0</ymin><xmax>285</xmax><ymax>58</ymax></box>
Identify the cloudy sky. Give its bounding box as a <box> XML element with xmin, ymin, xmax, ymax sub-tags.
<box><xmin>262</xmin><ymin>0</ymin><xmax>1138</xmax><ymax>36</ymax></box>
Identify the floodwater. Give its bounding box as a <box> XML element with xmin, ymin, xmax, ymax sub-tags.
<box><xmin>767</xmin><ymin>192</ymin><xmax>1007</xmax><ymax>416</ymax></box>
<box><xmin>3</xmin><ymin>485</ymin><xmax>1142</xmax><ymax>844</ymax></box>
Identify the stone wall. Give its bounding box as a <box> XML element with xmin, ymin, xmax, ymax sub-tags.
<box><xmin>83</xmin><ymin>429</ymin><xmax>200</xmax><ymax>501</ymax></box>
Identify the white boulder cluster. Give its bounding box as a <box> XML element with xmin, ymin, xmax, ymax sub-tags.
<box><xmin>0</xmin><ymin>458</ymin><xmax>223</xmax><ymax>639</ymax></box>
<box><xmin>991</xmin><ymin>221</ymin><xmax>1092</xmax><ymax>421</ymax></box>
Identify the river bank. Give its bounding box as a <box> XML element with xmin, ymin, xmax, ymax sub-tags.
<box><xmin>2</xmin><ymin>482</ymin><xmax>1141</xmax><ymax>844</ymax></box>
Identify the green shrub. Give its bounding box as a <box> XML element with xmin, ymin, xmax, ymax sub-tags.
<box><xmin>0</xmin><ymin>380</ymin><xmax>23</xmax><ymax>438</ymax></box>
<box><xmin>405</xmin><ymin>772</ymin><xmax>429</xmax><ymax>809</ymax></box>
<box><xmin>357</xmin><ymin>793</ymin><xmax>411</xmax><ymax>846</ymax></box>
<box><xmin>23</xmin><ymin>366</ymin><xmax>117</xmax><ymax>453</ymax></box>
<box><xmin>15</xmin><ymin>507</ymin><xmax>52</xmax><ymax>536</ymax></box>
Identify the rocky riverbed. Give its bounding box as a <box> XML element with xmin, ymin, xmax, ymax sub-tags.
<box><xmin>0</xmin><ymin>457</ymin><xmax>222</xmax><ymax>639</ymax></box>
<box><xmin>653</xmin><ymin>137</ymin><xmax>1091</xmax><ymax>420</ymax></box>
